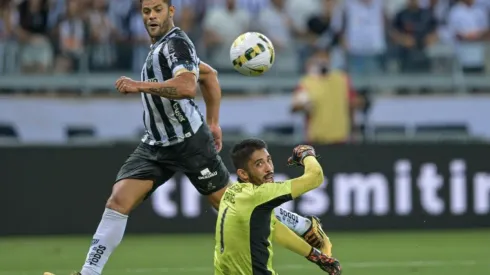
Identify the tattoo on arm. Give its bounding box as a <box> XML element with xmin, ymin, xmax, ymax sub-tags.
<box><xmin>139</xmin><ymin>87</ymin><xmax>178</xmax><ymax>98</ymax></box>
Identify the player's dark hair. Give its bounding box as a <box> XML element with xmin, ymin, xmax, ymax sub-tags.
<box><xmin>230</xmin><ymin>138</ymin><xmax>268</xmax><ymax>171</ymax></box>
<box><xmin>140</xmin><ymin>0</ymin><xmax>172</xmax><ymax>6</ymax></box>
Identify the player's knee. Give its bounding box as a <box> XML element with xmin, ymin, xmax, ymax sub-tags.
<box><xmin>106</xmin><ymin>194</ymin><xmax>132</xmax><ymax>215</ymax></box>
<box><xmin>105</xmin><ymin>179</ymin><xmax>153</xmax><ymax>215</ymax></box>
<box><xmin>105</xmin><ymin>187</ymin><xmax>136</xmax><ymax>215</ymax></box>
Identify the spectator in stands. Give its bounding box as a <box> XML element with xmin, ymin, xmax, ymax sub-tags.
<box><xmin>257</xmin><ymin>0</ymin><xmax>296</xmax><ymax>52</ymax></box>
<box><xmin>108</xmin><ymin>0</ymin><xmax>133</xmax><ymax>70</ymax></box>
<box><xmin>448</xmin><ymin>0</ymin><xmax>489</xmax><ymax>74</ymax></box>
<box><xmin>52</xmin><ymin>0</ymin><xmax>86</xmax><ymax>73</ymax></box>
<box><xmin>418</xmin><ymin>0</ymin><xmax>452</xmax><ymax>43</ymax></box>
<box><xmin>335</xmin><ymin>0</ymin><xmax>388</xmax><ymax>75</ymax></box>
<box><xmin>391</xmin><ymin>0</ymin><xmax>438</xmax><ymax>73</ymax></box>
<box><xmin>291</xmin><ymin>50</ymin><xmax>361</xmax><ymax>144</ymax></box>
<box><xmin>16</xmin><ymin>0</ymin><xmax>53</xmax><ymax>74</ymax></box>
<box><xmin>287</xmin><ymin>0</ymin><xmax>322</xmax><ymax>36</ymax></box>
<box><xmin>419</xmin><ymin>0</ymin><xmax>452</xmax><ymax>25</ymax></box>
<box><xmin>87</xmin><ymin>0</ymin><xmax>118</xmax><ymax>71</ymax></box>
<box><xmin>173</xmin><ymin>0</ymin><xmax>207</xmax><ymax>53</ymax></box>
<box><xmin>236</xmin><ymin>0</ymin><xmax>270</xmax><ymax>19</ymax></box>
<box><xmin>0</xmin><ymin>2</ymin><xmax>15</xmax><ymax>38</ymax></box>
<box><xmin>0</xmin><ymin>1</ymin><xmax>17</xmax><ymax>74</ymax></box>
<box><xmin>172</xmin><ymin>0</ymin><xmax>199</xmax><ymax>39</ymax></box>
<box><xmin>129</xmin><ymin>0</ymin><xmax>150</xmax><ymax>74</ymax></box>
<box><xmin>304</xmin><ymin>0</ymin><xmax>341</xmax><ymax>69</ymax></box>
<box><xmin>203</xmin><ymin>0</ymin><xmax>250</xmax><ymax>69</ymax></box>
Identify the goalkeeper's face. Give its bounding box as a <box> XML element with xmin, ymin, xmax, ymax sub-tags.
<box><xmin>241</xmin><ymin>148</ymin><xmax>275</xmax><ymax>185</ymax></box>
<box><xmin>141</xmin><ymin>0</ymin><xmax>175</xmax><ymax>39</ymax></box>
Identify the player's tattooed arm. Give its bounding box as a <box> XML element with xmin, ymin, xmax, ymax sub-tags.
<box><xmin>137</xmin><ymin>72</ymin><xmax>197</xmax><ymax>99</ymax></box>
<box><xmin>138</xmin><ymin>87</ymin><xmax>178</xmax><ymax>98</ymax></box>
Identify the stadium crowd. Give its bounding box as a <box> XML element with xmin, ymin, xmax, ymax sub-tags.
<box><xmin>0</xmin><ymin>0</ymin><xmax>489</xmax><ymax>75</ymax></box>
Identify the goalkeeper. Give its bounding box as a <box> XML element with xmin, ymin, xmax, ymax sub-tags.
<box><xmin>214</xmin><ymin>139</ymin><xmax>341</xmax><ymax>275</ymax></box>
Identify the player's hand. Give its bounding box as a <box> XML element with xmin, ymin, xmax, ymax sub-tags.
<box><xmin>303</xmin><ymin>216</ymin><xmax>332</xmax><ymax>257</ymax></box>
<box><xmin>209</xmin><ymin>124</ymin><xmax>222</xmax><ymax>152</ymax></box>
<box><xmin>306</xmin><ymin>248</ymin><xmax>342</xmax><ymax>275</ymax></box>
<box><xmin>115</xmin><ymin>76</ymin><xmax>140</xmax><ymax>94</ymax></box>
<box><xmin>287</xmin><ymin>145</ymin><xmax>317</xmax><ymax>166</ymax></box>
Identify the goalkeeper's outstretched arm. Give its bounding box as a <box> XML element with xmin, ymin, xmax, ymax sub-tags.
<box><xmin>290</xmin><ymin>156</ymin><xmax>324</xmax><ymax>199</ymax></box>
<box><xmin>274</xmin><ymin>217</ymin><xmax>342</xmax><ymax>275</ymax></box>
<box><xmin>273</xmin><ymin>216</ymin><xmax>312</xmax><ymax>256</ymax></box>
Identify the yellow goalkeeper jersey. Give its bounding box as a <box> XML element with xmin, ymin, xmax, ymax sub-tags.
<box><xmin>214</xmin><ymin>180</ymin><xmax>293</xmax><ymax>275</ymax></box>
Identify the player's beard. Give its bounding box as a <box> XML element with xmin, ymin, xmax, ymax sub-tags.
<box><xmin>249</xmin><ymin>172</ymin><xmax>274</xmax><ymax>185</ymax></box>
<box><xmin>147</xmin><ymin>12</ymin><xmax>172</xmax><ymax>42</ymax></box>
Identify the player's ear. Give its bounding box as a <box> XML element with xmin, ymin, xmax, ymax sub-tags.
<box><xmin>168</xmin><ymin>4</ymin><xmax>175</xmax><ymax>18</ymax></box>
<box><xmin>237</xmin><ymin>169</ymin><xmax>249</xmax><ymax>182</ymax></box>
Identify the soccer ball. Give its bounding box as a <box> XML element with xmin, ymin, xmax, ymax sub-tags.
<box><xmin>229</xmin><ymin>32</ymin><xmax>275</xmax><ymax>76</ymax></box>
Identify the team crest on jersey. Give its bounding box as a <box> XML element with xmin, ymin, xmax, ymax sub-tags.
<box><xmin>146</xmin><ymin>54</ymin><xmax>153</xmax><ymax>69</ymax></box>
<box><xmin>183</xmin><ymin>60</ymin><xmax>194</xmax><ymax>72</ymax></box>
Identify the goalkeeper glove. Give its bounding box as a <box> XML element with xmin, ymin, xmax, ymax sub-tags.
<box><xmin>287</xmin><ymin>145</ymin><xmax>318</xmax><ymax>167</ymax></box>
<box><xmin>303</xmin><ymin>216</ymin><xmax>333</xmax><ymax>257</ymax></box>
<box><xmin>306</xmin><ymin>247</ymin><xmax>342</xmax><ymax>275</ymax></box>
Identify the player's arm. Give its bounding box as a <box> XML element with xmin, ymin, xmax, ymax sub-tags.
<box><xmin>273</xmin><ymin>217</ymin><xmax>342</xmax><ymax>275</ymax></box>
<box><xmin>136</xmin><ymin>71</ymin><xmax>197</xmax><ymax>100</ymax></box>
<box><xmin>117</xmin><ymin>38</ymin><xmax>198</xmax><ymax>99</ymax></box>
<box><xmin>140</xmin><ymin>38</ymin><xmax>198</xmax><ymax>99</ymax></box>
<box><xmin>273</xmin><ymin>216</ymin><xmax>311</xmax><ymax>256</ymax></box>
<box><xmin>197</xmin><ymin>61</ymin><xmax>223</xmax><ymax>151</ymax></box>
<box><xmin>198</xmin><ymin>61</ymin><xmax>221</xmax><ymax>126</ymax></box>
<box><xmin>253</xmin><ymin>145</ymin><xmax>323</xmax><ymax>207</ymax></box>
<box><xmin>288</xmin><ymin>145</ymin><xmax>324</xmax><ymax>199</ymax></box>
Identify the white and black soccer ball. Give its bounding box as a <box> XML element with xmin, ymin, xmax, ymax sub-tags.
<box><xmin>229</xmin><ymin>32</ymin><xmax>275</xmax><ymax>76</ymax></box>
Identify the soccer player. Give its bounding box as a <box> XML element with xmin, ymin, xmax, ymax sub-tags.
<box><xmin>44</xmin><ymin>1</ymin><xmax>331</xmax><ymax>275</ymax></box>
<box><xmin>215</xmin><ymin>140</ymin><xmax>341</xmax><ymax>275</ymax></box>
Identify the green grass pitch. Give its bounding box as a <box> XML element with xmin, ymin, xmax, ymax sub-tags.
<box><xmin>0</xmin><ymin>229</ymin><xmax>489</xmax><ymax>275</ymax></box>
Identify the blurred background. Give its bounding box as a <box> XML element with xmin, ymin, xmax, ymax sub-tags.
<box><xmin>0</xmin><ymin>0</ymin><xmax>490</xmax><ymax>274</ymax></box>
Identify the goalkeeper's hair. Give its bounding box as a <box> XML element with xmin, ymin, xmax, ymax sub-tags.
<box><xmin>140</xmin><ymin>0</ymin><xmax>172</xmax><ymax>6</ymax></box>
<box><xmin>230</xmin><ymin>138</ymin><xmax>268</xmax><ymax>171</ymax></box>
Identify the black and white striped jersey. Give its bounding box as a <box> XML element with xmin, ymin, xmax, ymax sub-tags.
<box><xmin>140</xmin><ymin>27</ymin><xmax>204</xmax><ymax>146</ymax></box>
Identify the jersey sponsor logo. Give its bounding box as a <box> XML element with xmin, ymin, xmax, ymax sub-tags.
<box><xmin>198</xmin><ymin>168</ymin><xmax>217</xmax><ymax>180</ymax></box>
<box><xmin>172</xmin><ymin>102</ymin><xmax>186</xmax><ymax>122</ymax></box>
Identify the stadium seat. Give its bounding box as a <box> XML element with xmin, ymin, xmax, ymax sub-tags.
<box><xmin>221</xmin><ymin>126</ymin><xmax>246</xmax><ymax>142</ymax></box>
<box><xmin>414</xmin><ymin>123</ymin><xmax>470</xmax><ymax>141</ymax></box>
<box><xmin>369</xmin><ymin>124</ymin><xmax>408</xmax><ymax>142</ymax></box>
<box><xmin>66</xmin><ymin>126</ymin><xmax>96</xmax><ymax>140</ymax></box>
<box><xmin>262</xmin><ymin>124</ymin><xmax>295</xmax><ymax>136</ymax></box>
<box><xmin>415</xmin><ymin>123</ymin><xmax>468</xmax><ymax>134</ymax></box>
<box><xmin>0</xmin><ymin>123</ymin><xmax>18</xmax><ymax>138</ymax></box>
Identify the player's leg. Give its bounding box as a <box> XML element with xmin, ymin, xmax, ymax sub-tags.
<box><xmin>79</xmin><ymin>179</ymin><xmax>151</xmax><ymax>275</ymax></box>
<box><xmin>273</xmin><ymin>207</ymin><xmax>312</xmax><ymax>235</ymax></box>
<box><xmin>174</xmin><ymin>124</ymin><xmax>231</xmax><ymax>209</ymax></box>
<box><xmin>79</xmin><ymin>143</ymin><xmax>174</xmax><ymax>275</ymax></box>
<box><xmin>207</xmin><ymin>183</ymin><xmax>229</xmax><ymax>209</ymax></box>
<box><xmin>184</xmin><ymin>154</ymin><xmax>231</xmax><ymax>210</ymax></box>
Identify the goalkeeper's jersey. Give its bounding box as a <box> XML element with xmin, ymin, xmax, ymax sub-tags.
<box><xmin>214</xmin><ymin>180</ymin><xmax>293</xmax><ymax>275</ymax></box>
